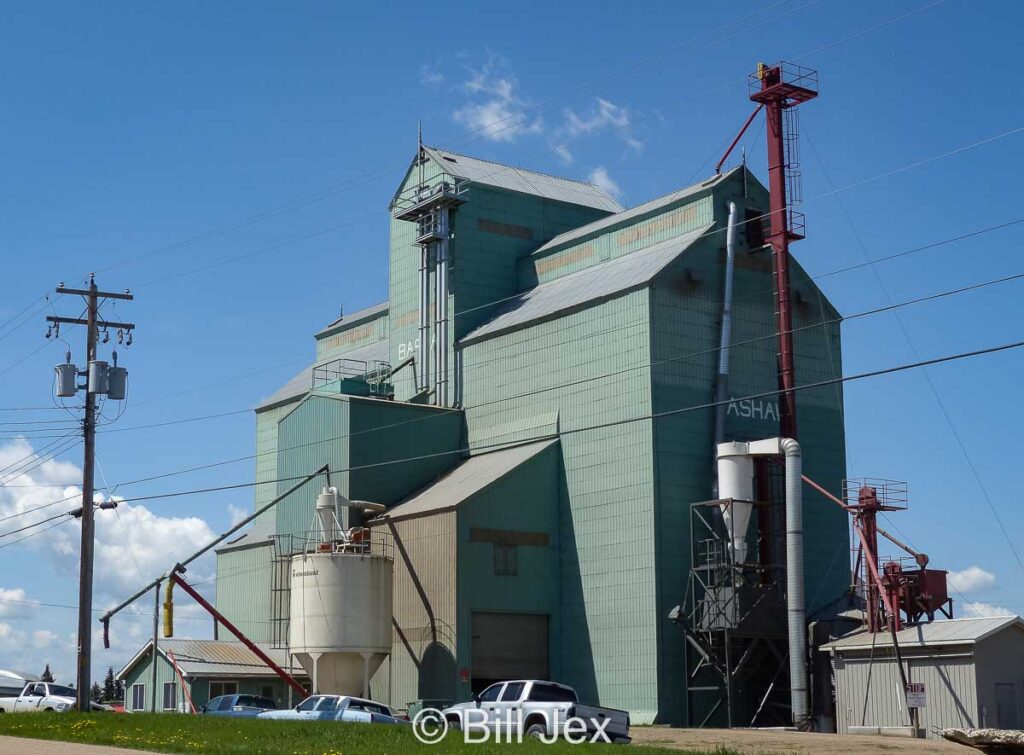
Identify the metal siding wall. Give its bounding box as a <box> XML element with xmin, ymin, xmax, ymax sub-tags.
<box><xmin>462</xmin><ymin>290</ymin><xmax>658</xmax><ymax>721</ymax></box>
<box><xmin>214</xmin><ymin>544</ymin><xmax>274</xmax><ymax>643</ymax></box>
<box><xmin>388</xmin><ymin>163</ymin><xmax>611</xmax><ymax>401</ymax></box>
<box><xmin>122</xmin><ymin>651</ymin><xmax>187</xmax><ymax>713</ymax></box>
<box><xmin>275</xmin><ymin>395</ymin><xmax>350</xmax><ymax>541</ymax></box>
<box><xmin>316</xmin><ymin>311</ymin><xmax>389</xmax><ymax>362</ymax></box>
<box><xmin>348</xmin><ymin>399</ymin><xmax>462</xmax><ymax>506</ymax></box>
<box><xmin>527</xmin><ymin>195</ymin><xmax>714</xmax><ymax>286</ymax></box>
<box><xmin>454</xmin><ymin>186</ymin><xmax>611</xmax><ymax>338</ymax></box>
<box><xmin>972</xmin><ymin>627</ymin><xmax>1024</xmax><ymax>727</ymax></box>
<box><xmin>252</xmin><ymin>403</ymin><xmax>294</xmax><ymax>531</ymax></box>
<box><xmin>389</xmin><ymin>160</ymin><xmax>444</xmax><ymax>401</ymax></box>
<box><xmin>456</xmin><ymin>443</ymin><xmax>561</xmax><ymax>700</ymax></box>
<box><xmin>647</xmin><ymin>237</ymin><xmax>722</xmax><ymax>725</ymax></box>
<box><xmin>832</xmin><ymin>650</ymin><xmax>978</xmax><ymax>737</ymax></box>
<box><xmin>374</xmin><ymin>512</ymin><xmax>458</xmax><ymax>711</ymax></box>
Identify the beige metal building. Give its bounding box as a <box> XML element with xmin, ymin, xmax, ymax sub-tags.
<box><xmin>823</xmin><ymin>616</ymin><xmax>1024</xmax><ymax>737</ymax></box>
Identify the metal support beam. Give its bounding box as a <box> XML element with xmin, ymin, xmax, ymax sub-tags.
<box><xmin>170</xmin><ymin>569</ymin><xmax>307</xmax><ymax>699</ymax></box>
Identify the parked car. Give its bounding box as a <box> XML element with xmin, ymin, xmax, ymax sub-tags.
<box><xmin>442</xmin><ymin>680</ymin><xmax>630</xmax><ymax>743</ymax></box>
<box><xmin>201</xmin><ymin>693</ymin><xmax>277</xmax><ymax>717</ymax></box>
<box><xmin>0</xmin><ymin>682</ymin><xmax>110</xmax><ymax>713</ymax></box>
<box><xmin>257</xmin><ymin>694</ymin><xmax>403</xmax><ymax>725</ymax></box>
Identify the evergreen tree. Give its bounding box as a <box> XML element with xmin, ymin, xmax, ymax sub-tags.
<box><xmin>103</xmin><ymin>667</ymin><xmax>116</xmax><ymax>702</ymax></box>
<box><xmin>40</xmin><ymin>664</ymin><xmax>54</xmax><ymax>683</ymax></box>
<box><xmin>90</xmin><ymin>682</ymin><xmax>102</xmax><ymax>703</ymax></box>
<box><xmin>115</xmin><ymin>679</ymin><xmax>125</xmax><ymax>702</ymax></box>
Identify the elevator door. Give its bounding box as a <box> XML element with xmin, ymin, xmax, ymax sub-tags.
<box><xmin>471</xmin><ymin>612</ymin><xmax>549</xmax><ymax>694</ymax></box>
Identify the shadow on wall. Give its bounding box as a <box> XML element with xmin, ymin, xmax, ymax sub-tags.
<box><xmin>556</xmin><ymin>456</ymin><xmax>599</xmax><ymax>702</ymax></box>
<box><xmin>419</xmin><ymin>643</ymin><xmax>456</xmax><ymax>702</ymax></box>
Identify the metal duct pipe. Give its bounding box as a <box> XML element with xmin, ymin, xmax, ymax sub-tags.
<box><xmin>714</xmin><ymin>200</ymin><xmax>739</xmax><ymax>446</ymax></box>
<box><xmin>781</xmin><ymin>437</ymin><xmax>809</xmax><ymax>728</ymax></box>
<box><xmin>434</xmin><ymin>208</ymin><xmax>450</xmax><ymax>406</ymax></box>
<box><xmin>418</xmin><ymin>244</ymin><xmax>430</xmax><ymax>393</ymax></box>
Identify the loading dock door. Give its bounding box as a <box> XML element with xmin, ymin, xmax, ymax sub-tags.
<box><xmin>471</xmin><ymin>612</ymin><xmax>549</xmax><ymax>693</ymax></box>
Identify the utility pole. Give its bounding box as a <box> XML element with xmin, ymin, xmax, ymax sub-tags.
<box><xmin>47</xmin><ymin>274</ymin><xmax>134</xmax><ymax>713</ymax></box>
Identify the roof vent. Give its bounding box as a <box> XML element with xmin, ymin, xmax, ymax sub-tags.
<box><xmin>443</xmin><ymin>156</ymin><xmax>457</xmax><ymax>163</ymax></box>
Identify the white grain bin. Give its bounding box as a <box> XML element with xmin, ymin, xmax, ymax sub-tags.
<box><xmin>289</xmin><ymin>547</ymin><xmax>393</xmax><ymax>696</ymax></box>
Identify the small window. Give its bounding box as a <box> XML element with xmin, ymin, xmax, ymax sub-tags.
<box><xmin>479</xmin><ymin>684</ymin><xmax>503</xmax><ymax>703</ymax></box>
<box><xmin>260</xmin><ymin>686</ymin><xmax>274</xmax><ymax>701</ymax></box>
<box><xmin>208</xmin><ymin>681</ymin><xmax>238</xmax><ymax>700</ymax></box>
<box><xmin>494</xmin><ymin>543</ymin><xmax>518</xmax><ymax>576</ymax></box>
<box><xmin>500</xmin><ymin>682</ymin><xmax>525</xmax><ymax>702</ymax></box>
<box><xmin>131</xmin><ymin>683</ymin><xmax>146</xmax><ymax>711</ymax></box>
<box><xmin>162</xmin><ymin>682</ymin><xmax>176</xmax><ymax>711</ymax></box>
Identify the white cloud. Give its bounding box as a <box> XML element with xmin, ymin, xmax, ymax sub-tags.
<box><xmin>554</xmin><ymin>144</ymin><xmax>573</xmax><ymax>165</ymax></box>
<box><xmin>0</xmin><ymin>587</ymin><xmax>39</xmax><ymax>618</ymax></box>
<box><xmin>588</xmin><ymin>166</ymin><xmax>622</xmax><ymax>201</ymax></box>
<box><xmin>948</xmin><ymin>565</ymin><xmax>996</xmax><ymax>594</ymax></box>
<box><xmin>420</xmin><ymin>63</ymin><xmax>444</xmax><ymax>86</ymax></box>
<box><xmin>0</xmin><ymin>440</ymin><xmax>221</xmax><ymax>681</ymax></box>
<box><xmin>963</xmin><ymin>601</ymin><xmax>1013</xmax><ymax>619</ymax></box>
<box><xmin>228</xmin><ymin>504</ymin><xmax>249</xmax><ymax>527</ymax></box>
<box><xmin>453</xmin><ymin>55</ymin><xmax>542</xmax><ymax>143</ymax></box>
<box><xmin>562</xmin><ymin>97</ymin><xmax>643</xmax><ymax>154</ymax></box>
<box><xmin>32</xmin><ymin>629</ymin><xmax>58</xmax><ymax>649</ymax></box>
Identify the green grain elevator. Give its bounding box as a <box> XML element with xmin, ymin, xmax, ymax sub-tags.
<box><xmin>214</xmin><ymin>145</ymin><xmax>849</xmax><ymax>725</ymax></box>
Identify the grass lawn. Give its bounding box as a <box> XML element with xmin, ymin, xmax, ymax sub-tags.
<box><xmin>0</xmin><ymin>713</ymin><xmax>722</xmax><ymax>754</ymax></box>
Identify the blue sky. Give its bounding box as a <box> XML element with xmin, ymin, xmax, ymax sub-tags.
<box><xmin>1</xmin><ymin>0</ymin><xmax>1022</xmax><ymax>682</ymax></box>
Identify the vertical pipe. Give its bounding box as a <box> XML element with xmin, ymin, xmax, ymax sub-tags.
<box><xmin>781</xmin><ymin>438</ymin><xmax>808</xmax><ymax>727</ymax></box>
<box><xmin>151</xmin><ymin>581</ymin><xmax>160</xmax><ymax>713</ymax></box>
<box><xmin>714</xmin><ymin>200</ymin><xmax>739</xmax><ymax>447</ymax></box>
<box><xmin>418</xmin><ymin>244</ymin><xmax>430</xmax><ymax>394</ymax></box>
<box><xmin>435</xmin><ymin>208</ymin><xmax>450</xmax><ymax>406</ymax></box>
<box><xmin>762</xmin><ymin>73</ymin><xmax>798</xmax><ymax>439</ymax></box>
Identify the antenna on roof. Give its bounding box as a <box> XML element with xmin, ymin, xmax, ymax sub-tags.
<box><xmin>417</xmin><ymin>120</ymin><xmax>425</xmax><ymax>185</ymax></box>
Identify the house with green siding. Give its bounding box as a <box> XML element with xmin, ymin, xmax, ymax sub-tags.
<box><xmin>117</xmin><ymin>639</ymin><xmax>309</xmax><ymax>713</ymax></box>
<box><xmin>128</xmin><ymin>146</ymin><xmax>849</xmax><ymax>725</ymax></box>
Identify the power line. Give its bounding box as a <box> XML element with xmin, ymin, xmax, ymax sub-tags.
<box><xmin>54</xmin><ymin>336</ymin><xmax>1024</xmax><ymax>510</ymax></box>
<box><xmin>805</xmin><ymin>127</ymin><xmax>1024</xmax><ymax>578</ymax></box>
<box><xmin>8</xmin><ymin>210</ymin><xmax>1021</xmax><ymax>449</ymax></box>
<box><xmin>0</xmin><ymin>516</ymin><xmax>75</xmax><ymax>551</ymax></box>
<box><xmin>92</xmin><ymin>5</ymin><xmax>954</xmax><ymax>295</ymax></box>
<box><xmin>3</xmin><ymin>254</ymin><xmax>1020</xmax><ymax>519</ymax></box>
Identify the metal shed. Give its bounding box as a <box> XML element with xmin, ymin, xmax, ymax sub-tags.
<box><xmin>823</xmin><ymin>616</ymin><xmax>1024</xmax><ymax>737</ymax></box>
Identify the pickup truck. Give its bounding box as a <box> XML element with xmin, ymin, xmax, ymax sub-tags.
<box><xmin>442</xmin><ymin>680</ymin><xmax>630</xmax><ymax>743</ymax></box>
<box><xmin>0</xmin><ymin>682</ymin><xmax>78</xmax><ymax>713</ymax></box>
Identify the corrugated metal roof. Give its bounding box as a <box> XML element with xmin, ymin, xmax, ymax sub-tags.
<box><xmin>256</xmin><ymin>339</ymin><xmax>390</xmax><ymax>411</ymax></box>
<box><xmin>120</xmin><ymin>639</ymin><xmax>309</xmax><ymax>679</ymax></box>
<box><xmin>461</xmin><ymin>224</ymin><xmax>711</xmax><ymax>345</ymax></box>
<box><xmin>317</xmin><ymin>301</ymin><xmax>389</xmax><ymax>337</ymax></box>
<box><xmin>423</xmin><ymin>147</ymin><xmax>623</xmax><ymax>213</ymax></box>
<box><xmin>375</xmin><ymin>439</ymin><xmax>558</xmax><ymax>522</ymax></box>
<box><xmin>822</xmin><ymin>616</ymin><xmax>1024</xmax><ymax>652</ymax></box>
<box><xmin>532</xmin><ymin>166</ymin><xmax>737</xmax><ymax>256</ymax></box>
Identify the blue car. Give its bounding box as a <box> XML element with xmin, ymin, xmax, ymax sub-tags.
<box><xmin>257</xmin><ymin>694</ymin><xmax>404</xmax><ymax>725</ymax></box>
<box><xmin>201</xmin><ymin>694</ymin><xmax>278</xmax><ymax>717</ymax></box>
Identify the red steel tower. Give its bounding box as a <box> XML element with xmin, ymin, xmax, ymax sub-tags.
<box><xmin>749</xmin><ymin>62</ymin><xmax>818</xmax><ymax>440</ymax></box>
